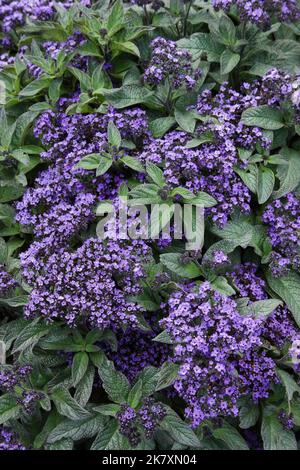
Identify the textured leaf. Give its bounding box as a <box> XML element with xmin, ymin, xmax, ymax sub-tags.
<box><xmin>241</xmin><ymin>105</ymin><xmax>284</xmax><ymax>130</ymax></box>
<box><xmin>261</xmin><ymin>414</ymin><xmax>297</xmax><ymax>450</ymax></box>
<box><xmin>266</xmin><ymin>271</ymin><xmax>300</xmax><ymax>327</ymax></box>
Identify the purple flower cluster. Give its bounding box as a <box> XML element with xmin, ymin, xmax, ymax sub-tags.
<box><xmin>117</xmin><ymin>404</ymin><xmax>141</xmax><ymax>447</ymax></box>
<box><xmin>138</xmin><ymin>398</ymin><xmax>166</xmax><ymax>439</ymax></box>
<box><xmin>161</xmin><ymin>281</ymin><xmax>271</xmax><ymax>427</ymax></box>
<box><xmin>228</xmin><ymin>263</ymin><xmax>266</xmax><ymax>301</ymax></box>
<box><xmin>27</xmin><ymin>32</ymin><xmax>88</xmax><ymax>78</ymax></box>
<box><xmin>139</xmin><ymin>71</ymin><xmax>295</xmax><ymax>226</ymax></box>
<box><xmin>16</xmin><ymin>103</ymin><xmax>148</xmax><ymax>244</ymax></box>
<box><xmin>21</xmin><ymin>237</ymin><xmax>150</xmax><ymax>328</ymax></box>
<box><xmin>262</xmin><ymin>192</ymin><xmax>300</xmax><ymax>277</ymax></box>
<box><xmin>144</xmin><ymin>37</ymin><xmax>201</xmax><ymax>89</ymax></box>
<box><xmin>0</xmin><ymin>1</ymin><xmax>90</xmax><ymax>35</ymax></box>
<box><xmin>228</xmin><ymin>263</ymin><xmax>300</xmax><ymax>349</ymax></box>
<box><xmin>0</xmin><ymin>264</ymin><xmax>17</xmax><ymax>297</ymax></box>
<box><xmin>117</xmin><ymin>399</ymin><xmax>166</xmax><ymax>446</ymax></box>
<box><xmin>139</xmin><ymin>130</ymin><xmax>252</xmax><ymax>227</ymax></box>
<box><xmin>212</xmin><ymin>0</ymin><xmax>300</xmax><ymax>27</ymax></box>
<box><xmin>0</xmin><ymin>427</ymin><xmax>25</xmax><ymax>450</ymax></box>
<box><xmin>107</xmin><ymin>319</ymin><xmax>171</xmax><ymax>382</ymax></box>
<box><xmin>0</xmin><ymin>364</ymin><xmax>40</xmax><ymax>412</ymax></box>
<box><xmin>278</xmin><ymin>410</ymin><xmax>294</xmax><ymax>430</ymax></box>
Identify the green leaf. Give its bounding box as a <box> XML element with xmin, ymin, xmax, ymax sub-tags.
<box><xmin>98</xmin><ymin>360</ymin><xmax>130</xmax><ymax>404</ymax></box>
<box><xmin>234</xmin><ymin>165</ymin><xmax>258</xmax><ymax>193</ymax></box>
<box><xmin>156</xmin><ymin>362</ymin><xmax>180</xmax><ymax>392</ymax></box>
<box><xmin>12</xmin><ymin>320</ymin><xmax>49</xmax><ymax>353</ymax></box>
<box><xmin>273</xmin><ymin>148</ymin><xmax>300</xmax><ymax>199</ymax></box>
<box><xmin>160</xmin><ymin>253</ymin><xmax>201</xmax><ymax>279</ymax></box>
<box><xmin>51</xmin><ymin>387</ymin><xmax>91</xmax><ymax>421</ymax></box>
<box><xmin>96</xmin><ymin>156</ymin><xmax>113</xmax><ymax>176</ymax></box>
<box><xmin>277</xmin><ymin>368</ymin><xmax>300</xmax><ymax>402</ymax></box>
<box><xmin>74</xmin><ymin>365</ymin><xmax>95</xmax><ymax>407</ymax></box>
<box><xmin>127</xmin><ymin>380</ymin><xmax>143</xmax><ymax>408</ymax></box>
<box><xmin>153</xmin><ymin>330</ymin><xmax>173</xmax><ymax>344</ymax></box>
<box><xmin>212</xmin><ymin>220</ymin><xmax>254</xmax><ymax>248</ymax></box>
<box><xmin>0</xmin><ymin>185</ymin><xmax>24</xmax><ymax>203</ymax></box>
<box><xmin>174</xmin><ymin>109</ymin><xmax>196</xmax><ymax>133</ymax></box>
<box><xmin>91</xmin><ymin>419</ymin><xmax>123</xmax><ymax>450</ymax></box>
<box><xmin>0</xmin><ymin>296</ymin><xmax>28</xmax><ymax>308</ymax></box>
<box><xmin>12</xmin><ymin>110</ymin><xmax>40</xmax><ymax>147</ymax></box>
<box><xmin>218</xmin><ymin>16</ymin><xmax>236</xmax><ymax>46</ymax></box>
<box><xmin>19</xmin><ymin>77</ymin><xmax>52</xmax><ymax>97</ymax></box>
<box><xmin>93</xmin><ymin>404</ymin><xmax>121</xmax><ymax>417</ymax></box>
<box><xmin>160</xmin><ymin>406</ymin><xmax>200</xmax><ymax>447</ymax></box>
<box><xmin>136</xmin><ymin>366</ymin><xmax>159</xmax><ymax>396</ymax></box>
<box><xmin>261</xmin><ymin>414</ymin><xmax>297</xmax><ymax>450</ymax></box>
<box><xmin>220</xmin><ymin>49</ymin><xmax>240</xmax><ymax>75</ymax></box>
<box><xmin>241</xmin><ymin>299</ymin><xmax>282</xmax><ymax>319</ymax></box>
<box><xmin>183</xmin><ymin>192</ymin><xmax>217</xmax><ymax>208</ymax></box>
<box><xmin>113</xmin><ymin>41</ymin><xmax>140</xmax><ymax>57</ymax></box>
<box><xmin>120</xmin><ymin>155</ymin><xmax>144</xmax><ymax>172</ymax></box>
<box><xmin>103</xmin><ymin>85</ymin><xmax>153</xmax><ymax>109</ymax></box>
<box><xmin>178</xmin><ymin>33</ymin><xmax>225</xmax><ymax>62</ymax></box>
<box><xmin>68</xmin><ymin>67</ymin><xmax>91</xmax><ymax>92</ymax></box>
<box><xmin>257</xmin><ymin>166</ymin><xmax>275</xmax><ymax>204</ymax></box>
<box><xmin>48</xmin><ymin>438</ymin><xmax>73</xmax><ymax>450</ymax></box>
<box><xmin>107</xmin><ymin>0</ymin><xmax>124</xmax><ymax>33</ymax></box>
<box><xmin>211</xmin><ymin>276</ymin><xmax>236</xmax><ymax>296</ymax></box>
<box><xmin>213</xmin><ymin>423</ymin><xmax>249</xmax><ymax>450</ymax></box>
<box><xmin>0</xmin><ymin>394</ymin><xmax>20</xmax><ymax>425</ymax></box>
<box><xmin>239</xmin><ymin>400</ymin><xmax>259</xmax><ymax>429</ymax></box>
<box><xmin>49</xmin><ymin>78</ymin><xmax>62</xmax><ymax>103</ymax></box>
<box><xmin>241</xmin><ymin>105</ymin><xmax>284</xmax><ymax>130</ymax></box>
<box><xmin>146</xmin><ymin>162</ymin><xmax>165</xmax><ymax>187</ymax></box>
<box><xmin>34</xmin><ymin>411</ymin><xmax>62</xmax><ymax>449</ymax></box>
<box><xmin>72</xmin><ymin>352</ymin><xmax>89</xmax><ymax>387</ymax></box>
<box><xmin>75</xmin><ymin>153</ymin><xmax>100</xmax><ymax>170</ymax></box>
<box><xmin>266</xmin><ymin>270</ymin><xmax>300</xmax><ymax>327</ymax></box>
<box><xmin>107</xmin><ymin>121</ymin><xmax>121</xmax><ymax>149</ymax></box>
<box><xmin>149</xmin><ymin>117</ymin><xmax>176</xmax><ymax>138</ymax></box>
<box><xmin>47</xmin><ymin>415</ymin><xmax>105</xmax><ymax>444</ymax></box>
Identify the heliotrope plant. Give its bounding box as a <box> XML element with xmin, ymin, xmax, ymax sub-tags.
<box><xmin>0</xmin><ymin>0</ymin><xmax>300</xmax><ymax>452</ymax></box>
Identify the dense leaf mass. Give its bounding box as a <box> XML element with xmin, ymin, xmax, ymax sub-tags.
<box><xmin>1</xmin><ymin>0</ymin><xmax>300</xmax><ymax>452</ymax></box>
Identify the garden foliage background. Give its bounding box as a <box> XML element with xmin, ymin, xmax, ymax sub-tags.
<box><xmin>1</xmin><ymin>0</ymin><xmax>300</xmax><ymax>451</ymax></box>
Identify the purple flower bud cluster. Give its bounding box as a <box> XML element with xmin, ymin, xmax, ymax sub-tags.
<box><xmin>0</xmin><ymin>1</ymin><xmax>90</xmax><ymax>35</ymax></box>
<box><xmin>21</xmin><ymin>237</ymin><xmax>150</xmax><ymax>328</ymax></box>
<box><xmin>16</xmin><ymin>103</ymin><xmax>147</xmax><ymax>244</ymax></box>
<box><xmin>0</xmin><ymin>427</ymin><xmax>25</xmax><ymax>450</ymax></box>
<box><xmin>138</xmin><ymin>130</ymin><xmax>252</xmax><ymax>227</ymax></box>
<box><xmin>212</xmin><ymin>0</ymin><xmax>300</xmax><ymax>28</ymax></box>
<box><xmin>227</xmin><ymin>263</ymin><xmax>300</xmax><ymax>349</ymax></box>
<box><xmin>228</xmin><ymin>263</ymin><xmax>267</xmax><ymax>301</ymax></box>
<box><xmin>138</xmin><ymin>397</ymin><xmax>166</xmax><ymax>439</ymax></box>
<box><xmin>106</xmin><ymin>316</ymin><xmax>171</xmax><ymax>382</ymax></box>
<box><xmin>144</xmin><ymin>37</ymin><xmax>201</xmax><ymax>90</ymax></box>
<box><xmin>262</xmin><ymin>192</ymin><xmax>300</xmax><ymax>277</ymax></box>
<box><xmin>117</xmin><ymin>404</ymin><xmax>141</xmax><ymax>447</ymax></box>
<box><xmin>160</xmin><ymin>281</ymin><xmax>270</xmax><ymax>427</ymax></box>
<box><xmin>27</xmin><ymin>32</ymin><xmax>88</xmax><ymax>78</ymax></box>
<box><xmin>278</xmin><ymin>410</ymin><xmax>294</xmax><ymax>430</ymax></box>
<box><xmin>117</xmin><ymin>399</ymin><xmax>166</xmax><ymax>446</ymax></box>
<box><xmin>203</xmin><ymin>249</ymin><xmax>229</xmax><ymax>268</ymax></box>
<box><xmin>0</xmin><ymin>364</ymin><xmax>40</xmax><ymax>413</ymax></box>
<box><xmin>139</xmin><ymin>71</ymin><xmax>294</xmax><ymax>227</ymax></box>
<box><xmin>0</xmin><ymin>264</ymin><xmax>17</xmax><ymax>297</ymax></box>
